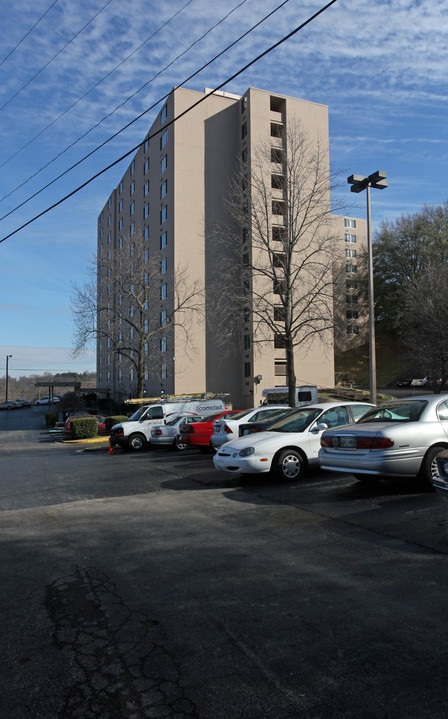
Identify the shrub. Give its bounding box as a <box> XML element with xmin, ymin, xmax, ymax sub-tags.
<box><xmin>70</xmin><ymin>417</ymin><xmax>98</xmax><ymax>439</ymax></box>
<box><xmin>105</xmin><ymin>415</ymin><xmax>129</xmax><ymax>434</ymax></box>
<box><xmin>45</xmin><ymin>411</ymin><xmax>58</xmax><ymax>427</ymax></box>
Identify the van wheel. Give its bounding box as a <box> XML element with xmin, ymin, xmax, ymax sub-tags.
<box><xmin>128</xmin><ymin>433</ymin><xmax>146</xmax><ymax>451</ymax></box>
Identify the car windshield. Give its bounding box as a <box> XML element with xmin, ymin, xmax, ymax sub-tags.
<box><xmin>128</xmin><ymin>407</ymin><xmax>148</xmax><ymax>421</ymax></box>
<box><xmin>200</xmin><ymin>412</ymin><xmax>227</xmax><ymax>423</ymax></box>
<box><xmin>358</xmin><ymin>400</ymin><xmax>427</xmax><ymax>423</ymax></box>
<box><xmin>268</xmin><ymin>408</ymin><xmax>322</xmax><ymax>433</ymax></box>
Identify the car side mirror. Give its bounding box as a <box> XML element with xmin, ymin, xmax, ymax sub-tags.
<box><xmin>311</xmin><ymin>422</ymin><xmax>328</xmax><ymax>433</ymax></box>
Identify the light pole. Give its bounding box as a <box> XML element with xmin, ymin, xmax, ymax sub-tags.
<box><xmin>347</xmin><ymin>171</ymin><xmax>388</xmax><ymax>405</ymax></box>
<box><xmin>5</xmin><ymin>355</ymin><xmax>12</xmax><ymax>402</ymax></box>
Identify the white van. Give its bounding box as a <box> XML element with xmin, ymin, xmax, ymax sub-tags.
<box><xmin>110</xmin><ymin>394</ymin><xmax>230</xmax><ymax>451</ymax></box>
<box><xmin>262</xmin><ymin>386</ymin><xmax>318</xmax><ymax>408</ymax></box>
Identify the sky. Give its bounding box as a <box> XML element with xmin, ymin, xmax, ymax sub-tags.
<box><xmin>0</xmin><ymin>0</ymin><xmax>447</xmax><ymax>380</ymax></box>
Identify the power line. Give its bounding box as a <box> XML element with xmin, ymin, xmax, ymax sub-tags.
<box><xmin>0</xmin><ymin>0</ymin><xmax>339</xmax><ymax>245</ymax></box>
<box><xmin>0</xmin><ymin>0</ymin><xmax>59</xmax><ymax>68</ymax></box>
<box><xmin>0</xmin><ymin>0</ymin><xmax>195</xmax><ymax>175</ymax></box>
<box><xmin>0</xmin><ymin>0</ymin><xmax>115</xmax><ymax>112</ymax></box>
<box><xmin>0</xmin><ymin>0</ymin><xmax>274</xmax><ymax>219</ymax></box>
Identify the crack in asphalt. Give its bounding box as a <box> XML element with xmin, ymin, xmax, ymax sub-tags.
<box><xmin>45</xmin><ymin>567</ymin><xmax>199</xmax><ymax>719</ymax></box>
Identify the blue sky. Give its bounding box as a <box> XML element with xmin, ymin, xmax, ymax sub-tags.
<box><xmin>1</xmin><ymin>0</ymin><xmax>447</xmax><ymax>379</ymax></box>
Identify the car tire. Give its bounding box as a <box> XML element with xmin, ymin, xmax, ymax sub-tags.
<box><xmin>273</xmin><ymin>449</ymin><xmax>305</xmax><ymax>481</ymax></box>
<box><xmin>418</xmin><ymin>445</ymin><xmax>445</xmax><ymax>489</ymax></box>
<box><xmin>128</xmin><ymin>433</ymin><xmax>147</xmax><ymax>452</ymax></box>
<box><xmin>174</xmin><ymin>436</ymin><xmax>188</xmax><ymax>451</ymax></box>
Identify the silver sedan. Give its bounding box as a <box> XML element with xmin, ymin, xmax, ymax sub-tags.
<box><xmin>318</xmin><ymin>395</ymin><xmax>448</xmax><ymax>487</ymax></box>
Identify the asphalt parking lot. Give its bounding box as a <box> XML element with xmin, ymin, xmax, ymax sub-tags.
<box><xmin>2</xmin><ymin>406</ymin><xmax>448</xmax><ymax>718</ymax></box>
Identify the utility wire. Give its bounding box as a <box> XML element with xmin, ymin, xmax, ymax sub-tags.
<box><xmin>0</xmin><ymin>0</ymin><xmax>194</xmax><ymax>174</ymax></box>
<box><xmin>0</xmin><ymin>0</ymin><xmax>339</xmax><ymax>245</ymax></box>
<box><xmin>0</xmin><ymin>0</ymin><xmax>59</xmax><ymax>68</ymax></box>
<box><xmin>0</xmin><ymin>0</ymin><xmax>248</xmax><ymax>207</ymax></box>
<box><xmin>0</xmin><ymin>0</ymin><xmax>272</xmax><ymax>219</ymax></box>
<box><xmin>0</xmin><ymin>0</ymin><xmax>115</xmax><ymax>112</ymax></box>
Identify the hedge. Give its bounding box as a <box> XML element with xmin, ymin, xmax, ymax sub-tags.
<box><xmin>45</xmin><ymin>411</ymin><xmax>58</xmax><ymax>427</ymax></box>
<box><xmin>70</xmin><ymin>417</ymin><xmax>98</xmax><ymax>439</ymax></box>
<box><xmin>105</xmin><ymin>415</ymin><xmax>129</xmax><ymax>434</ymax></box>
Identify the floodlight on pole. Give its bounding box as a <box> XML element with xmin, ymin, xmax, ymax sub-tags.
<box><xmin>347</xmin><ymin>171</ymin><xmax>388</xmax><ymax>405</ymax></box>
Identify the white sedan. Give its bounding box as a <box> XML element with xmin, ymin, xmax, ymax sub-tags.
<box><xmin>211</xmin><ymin>405</ymin><xmax>289</xmax><ymax>450</ymax></box>
<box><xmin>213</xmin><ymin>402</ymin><xmax>373</xmax><ymax>481</ymax></box>
<box><xmin>150</xmin><ymin>414</ymin><xmax>201</xmax><ymax>450</ymax></box>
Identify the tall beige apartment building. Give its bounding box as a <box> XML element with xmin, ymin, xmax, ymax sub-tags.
<box><xmin>97</xmin><ymin>86</ymin><xmax>365</xmax><ymax>407</ymax></box>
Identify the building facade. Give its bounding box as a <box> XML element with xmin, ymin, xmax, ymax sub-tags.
<box><xmin>97</xmin><ymin>86</ymin><xmax>364</xmax><ymax>407</ymax></box>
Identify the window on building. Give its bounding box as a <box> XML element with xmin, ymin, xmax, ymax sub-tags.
<box><xmin>344</xmin><ymin>218</ymin><xmax>357</xmax><ymax>228</ymax></box>
<box><xmin>144</xmin><ymin>180</ymin><xmax>150</xmax><ymax>197</ymax></box>
<box><xmin>161</xmin><ymin>257</ymin><xmax>167</xmax><ymax>274</ymax></box>
<box><xmin>144</xmin><ymin>249</ymin><xmax>149</xmax><ymax>262</ymax></box>
<box><xmin>130</xmin><ymin>222</ymin><xmax>135</xmax><ymax>236</ymax></box>
<box><xmin>130</xmin><ymin>180</ymin><xmax>135</xmax><ymax>195</ymax></box>
<box><xmin>346</xmin><ymin>309</ymin><xmax>359</xmax><ymax>319</ymax></box>
<box><xmin>144</xmin><ymin>158</ymin><xmax>150</xmax><ymax>174</ymax></box>
<box><xmin>107</xmin><ymin>214</ymin><xmax>111</xmax><ymax>226</ymax></box>
<box><xmin>160</xmin><ymin>206</ymin><xmax>167</xmax><ymax>224</ymax></box>
<box><xmin>244</xmin><ymin>362</ymin><xmax>251</xmax><ymax>378</ymax></box>
<box><xmin>274</xmin><ymin>333</ymin><xmax>286</xmax><ymax>348</ymax></box>
<box><xmin>160</xmin><ymin>283</ymin><xmax>167</xmax><ymax>300</ymax></box>
<box><xmin>161</xmin><ymin>337</ymin><xmax>167</xmax><ymax>352</ymax></box>
<box><xmin>130</xmin><ymin>201</ymin><xmax>135</xmax><ymax>216</ymax></box>
<box><xmin>130</xmin><ymin>160</ymin><xmax>135</xmax><ymax>175</ymax></box>
<box><xmin>275</xmin><ymin>360</ymin><xmax>287</xmax><ymax>376</ymax></box>
<box><xmin>241</xmin><ymin>122</ymin><xmax>247</xmax><ymax>139</ymax></box>
<box><xmin>273</xmin><ymin>279</ymin><xmax>287</xmax><ymax>295</ymax></box>
<box><xmin>271</xmin><ymin>147</ymin><xmax>285</xmax><ymax>164</ymax></box>
<box><xmin>144</xmin><ymin>203</ymin><xmax>149</xmax><ymax>219</ymax></box>
<box><xmin>242</xmin><ymin>148</ymin><xmax>247</xmax><ymax>163</ymax></box>
<box><xmin>144</xmin><ymin>342</ymin><xmax>149</xmax><ymax>356</ymax></box>
<box><xmin>99</xmin><ymin>227</ymin><xmax>103</xmax><ymax>239</ymax></box>
<box><xmin>119</xmin><ymin>180</ymin><xmax>123</xmax><ymax>193</ymax></box>
<box><xmin>346</xmin><ymin>295</ymin><xmax>359</xmax><ymax>304</ymax></box>
<box><xmin>160</xmin><ymin>231</ymin><xmax>167</xmax><ymax>249</ymax></box>
<box><xmin>272</xmin><ymin>200</ymin><xmax>285</xmax><ymax>216</ymax></box>
<box><xmin>130</xmin><ymin>242</ymin><xmax>135</xmax><ymax>256</ymax></box>
<box><xmin>144</xmin><ymin>272</ymin><xmax>149</xmax><ymax>284</ymax></box>
<box><xmin>345</xmin><ymin>248</ymin><xmax>357</xmax><ymax>258</ymax></box>
<box><xmin>160</xmin><ymin>180</ymin><xmax>167</xmax><ymax>199</ymax></box>
<box><xmin>160</xmin><ymin>155</ymin><xmax>167</xmax><ymax>174</ymax></box>
<box><xmin>161</xmin><ymin>363</ymin><xmax>167</xmax><ymax>379</ymax></box>
<box><xmin>274</xmin><ymin>305</ymin><xmax>286</xmax><ymax>321</ymax></box>
<box><xmin>344</xmin><ymin>233</ymin><xmax>357</xmax><ymax>243</ymax></box>
<box><xmin>346</xmin><ymin>263</ymin><xmax>357</xmax><ymax>273</ymax></box>
<box><xmin>119</xmin><ymin>198</ymin><xmax>123</xmax><ymax>212</ymax></box>
<box><xmin>270</xmin><ymin>122</ymin><xmax>284</xmax><ymax>138</ymax></box>
<box><xmin>119</xmin><ymin>236</ymin><xmax>123</xmax><ymax>248</ymax></box>
<box><xmin>144</xmin><ymin>319</ymin><xmax>149</xmax><ymax>332</ymax></box>
<box><xmin>244</xmin><ymin>335</ymin><xmax>250</xmax><ymax>350</ymax></box>
<box><xmin>160</xmin><ymin>129</ymin><xmax>168</xmax><ymax>150</ymax></box>
<box><xmin>144</xmin><ymin>226</ymin><xmax>149</xmax><ymax>241</ymax></box>
<box><xmin>346</xmin><ymin>325</ymin><xmax>359</xmax><ymax>335</ymax></box>
<box><xmin>107</xmin><ymin>231</ymin><xmax>111</xmax><ymax>243</ymax></box>
<box><xmin>160</xmin><ymin>309</ymin><xmax>167</xmax><ymax>326</ymax></box>
<box><xmin>144</xmin><ymin>138</ymin><xmax>149</xmax><ymax>152</ymax></box>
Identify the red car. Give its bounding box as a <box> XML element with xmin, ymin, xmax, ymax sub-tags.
<box><xmin>65</xmin><ymin>415</ymin><xmax>106</xmax><ymax>435</ymax></box>
<box><xmin>179</xmin><ymin>410</ymin><xmax>240</xmax><ymax>451</ymax></box>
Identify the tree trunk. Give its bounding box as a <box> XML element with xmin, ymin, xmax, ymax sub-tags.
<box><xmin>286</xmin><ymin>336</ymin><xmax>296</xmax><ymax>408</ymax></box>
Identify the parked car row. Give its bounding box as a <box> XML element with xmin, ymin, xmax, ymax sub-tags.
<box><xmin>0</xmin><ymin>398</ymin><xmax>33</xmax><ymax>409</ymax></box>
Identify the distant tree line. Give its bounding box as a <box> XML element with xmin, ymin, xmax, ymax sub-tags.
<box><xmin>370</xmin><ymin>199</ymin><xmax>448</xmax><ymax>383</ymax></box>
<box><xmin>0</xmin><ymin>371</ymin><xmax>96</xmax><ymax>402</ymax></box>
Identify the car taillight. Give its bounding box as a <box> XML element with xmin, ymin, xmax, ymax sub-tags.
<box><xmin>355</xmin><ymin>436</ymin><xmax>394</xmax><ymax>449</ymax></box>
<box><xmin>320</xmin><ymin>436</ymin><xmax>333</xmax><ymax>447</ymax></box>
<box><xmin>224</xmin><ymin>425</ymin><xmax>233</xmax><ymax>434</ymax></box>
<box><xmin>154</xmin><ymin>429</ymin><xmax>163</xmax><ymax>436</ymax></box>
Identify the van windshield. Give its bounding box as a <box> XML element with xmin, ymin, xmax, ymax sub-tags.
<box><xmin>129</xmin><ymin>407</ymin><xmax>149</xmax><ymax>421</ymax></box>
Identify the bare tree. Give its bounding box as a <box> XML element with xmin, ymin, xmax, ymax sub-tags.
<box><xmin>72</xmin><ymin>233</ymin><xmax>203</xmax><ymax>398</ymax></box>
<box><xmin>211</xmin><ymin>121</ymin><xmax>344</xmax><ymax>407</ymax></box>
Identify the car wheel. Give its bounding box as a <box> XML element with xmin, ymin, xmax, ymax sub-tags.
<box><xmin>174</xmin><ymin>436</ymin><xmax>188</xmax><ymax>451</ymax></box>
<box><xmin>418</xmin><ymin>445</ymin><xmax>445</xmax><ymax>489</ymax></box>
<box><xmin>273</xmin><ymin>449</ymin><xmax>305</xmax><ymax>481</ymax></box>
<box><xmin>128</xmin><ymin>433</ymin><xmax>146</xmax><ymax>451</ymax></box>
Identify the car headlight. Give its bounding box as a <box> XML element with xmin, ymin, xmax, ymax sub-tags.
<box><xmin>239</xmin><ymin>447</ymin><xmax>255</xmax><ymax>457</ymax></box>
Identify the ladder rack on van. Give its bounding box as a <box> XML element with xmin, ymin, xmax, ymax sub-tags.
<box><xmin>124</xmin><ymin>392</ymin><xmax>230</xmax><ymax>405</ymax></box>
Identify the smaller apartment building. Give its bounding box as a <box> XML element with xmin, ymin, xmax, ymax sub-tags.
<box><xmin>96</xmin><ymin>86</ymin><xmax>366</xmax><ymax>406</ymax></box>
